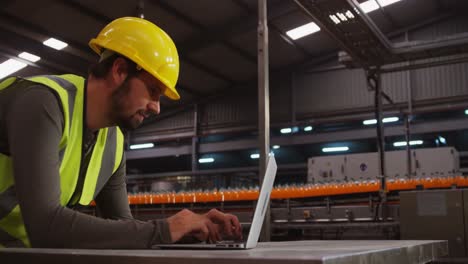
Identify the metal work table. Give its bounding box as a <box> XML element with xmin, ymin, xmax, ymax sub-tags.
<box><xmin>0</xmin><ymin>240</ymin><xmax>448</xmax><ymax>264</ymax></box>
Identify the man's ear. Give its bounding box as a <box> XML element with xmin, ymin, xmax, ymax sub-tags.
<box><xmin>110</xmin><ymin>57</ymin><xmax>129</xmax><ymax>85</ymax></box>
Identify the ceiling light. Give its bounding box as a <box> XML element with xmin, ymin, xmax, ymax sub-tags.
<box><xmin>465</xmin><ymin>109</ymin><xmax>468</xmax><ymax>115</ymax></box>
<box><xmin>363</xmin><ymin>117</ymin><xmax>399</xmax><ymax>125</ymax></box>
<box><xmin>360</xmin><ymin>0</ymin><xmax>379</xmax><ymax>13</ymax></box>
<box><xmin>304</xmin><ymin>126</ymin><xmax>313</xmax><ymax>132</ymax></box>
<box><xmin>198</xmin><ymin>158</ymin><xmax>214</xmax><ymax>163</ymax></box>
<box><xmin>129</xmin><ymin>143</ymin><xmax>154</xmax><ymax>150</ymax></box>
<box><xmin>377</xmin><ymin>0</ymin><xmax>402</xmax><ymax>7</ymax></box>
<box><xmin>393</xmin><ymin>140</ymin><xmax>423</xmax><ymax>147</ymax></box>
<box><xmin>0</xmin><ymin>59</ymin><xmax>27</xmax><ymax>79</ymax></box>
<box><xmin>336</xmin><ymin>13</ymin><xmax>348</xmax><ymax>21</ymax></box>
<box><xmin>360</xmin><ymin>0</ymin><xmax>402</xmax><ymax>13</ymax></box>
<box><xmin>393</xmin><ymin>141</ymin><xmax>406</xmax><ymax>147</ymax></box>
<box><xmin>43</xmin><ymin>38</ymin><xmax>68</xmax><ymax>50</ymax></box>
<box><xmin>18</xmin><ymin>52</ymin><xmax>40</xmax><ymax>62</ymax></box>
<box><xmin>280</xmin><ymin>128</ymin><xmax>292</xmax><ymax>134</ymax></box>
<box><xmin>438</xmin><ymin>136</ymin><xmax>446</xmax><ymax>144</ymax></box>
<box><xmin>272</xmin><ymin>145</ymin><xmax>280</xmax><ymax>149</ymax></box>
<box><xmin>345</xmin><ymin>10</ymin><xmax>355</xmax><ymax>19</ymax></box>
<box><xmin>250</xmin><ymin>153</ymin><xmax>260</xmax><ymax>159</ymax></box>
<box><xmin>322</xmin><ymin>146</ymin><xmax>349</xmax><ymax>153</ymax></box>
<box><xmin>286</xmin><ymin>22</ymin><xmax>321</xmax><ymax>40</ymax></box>
<box><xmin>329</xmin><ymin>14</ymin><xmax>341</xmax><ymax>24</ymax></box>
<box><xmin>363</xmin><ymin>119</ymin><xmax>378</xmax><ymax>125</ymax></box>
<box><xmin>382</xmin><ymin>117</ymin><xmax>399</xmax><ymax>123</ymax></box>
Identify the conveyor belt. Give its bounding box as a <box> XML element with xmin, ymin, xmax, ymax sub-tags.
<box><xmin>106</xmin><ymin>176</ymin><xmax>466</xmax><ymax>205</ymax></box>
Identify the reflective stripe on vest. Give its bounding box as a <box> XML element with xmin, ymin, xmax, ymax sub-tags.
<box><xmin>0</xmin><ymin>75</ymin><xmax>124</xmax><ymax>247</ymax></box>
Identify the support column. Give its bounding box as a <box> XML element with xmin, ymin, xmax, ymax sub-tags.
<box><xmin>367</xmin><ymin>68</ymin><xmax>387</xmax><ymax>220</ymax></box>
<box><xmin>405</xmin><ymin>34</ymin><xmax>414</xmax><ymax>178</ymax></box>
<box><xmin>191</xmin><ymin>104</ymin><xmax>199</xmax><ymax>172</ymax></box>
<box><xmin>258</xmin><ymin>0</ymin><xmax>271</xmax><ymax>242</ymax></box>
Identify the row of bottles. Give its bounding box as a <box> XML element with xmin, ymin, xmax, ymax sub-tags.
<box><xmin>117</xmin><ymin>176</ymin><xmax>467</xmax><ymax>205</ymax></box>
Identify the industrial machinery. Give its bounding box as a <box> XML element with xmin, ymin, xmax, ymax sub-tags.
<box><xmin>308</xmin><ymin>147</ymin><xmax>460</xmax><ymax>183</ymax></box>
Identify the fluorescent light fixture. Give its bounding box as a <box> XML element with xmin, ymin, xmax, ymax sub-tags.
<box><xmin>272</xmin><ymin>145</ymin><xmax>280</xmax><ymax>149</ymax></box>
<box><xmin>377</xmin><ymin>0</ymin><xmax>402</xmax><ymax>7</ymax></box>
<box><xmin>363</xmin><ymin>119</ymin><xmax>378</xmax><ymax>125</ymax></box>
<box><xmin>18</xmin><ymin>52</ymin><xmax>40</xmax><ymax>62</ymax></box>
<box><xmin>393</xmin><ymin>140</ymin><xmax>423</xmax><ymax>147</ymax></box>
<box><xmin>383</xmin><ymin>117</ymin><xmax>399</xmax><ymax>123</ymax></box>
<box><xmin>465</xmin><ymin>109</ymin><xmax>468</xmax><ymax>115</ymax></box>
<box><xmin>410</xmin><ymin>140</ymin><xmax>423</xmax><ymax>145</ymax></box>
<box><xmin>43</xmin><ymin>38</ymin><xmax>68</xmax><ymax>50</ymax></box>
<box><xmin>345</xmin><ymin>10</ymin><xmax>355</xmax><ymax>19</ymax></box>
<box><xmin>250</xmin><ymin>153</ymin><xmax>260</xmax><ymax>159</ymax></box>
<box><xmin>286</xmin><ymin>22</ymin><xmax>321</xmax><ymax>40</ymax></box>
<box><xmin>393</xmin><ymin>141</ymin><xmax>407</xmax><ymax>147</ymax></box>
<box><xmin>329</xmin><ymin>14</ymin><xmax>341</xmax><ymax>24</ymax></box>
<box><xmin>0</xmin><ymin>59</ymin><xmax>27</xmax><ymax>79</ymax></box>
<box><xmin>129</xmin><ymin>143</ymin><xmax>154</xmax><ymax>150</ymax></box>
<box><xmin>198</xmin><ymin>158</ymin><xmax>214</xmax><ymax>163</ymax></box>
<box><xmin>360</xmin><ymin>0</ymin><xmax>402</xmax><ymax>13</ymax></box>
<box><xmin>304</xmin><ymin>126</ymin><xmax>313</xmax><ymax>132</ymax></box>
<box><xmin>336</xmin><ymin>12</ymin><xmax>348</xmax><ymax>21</ymax></box>
<box><xmin>360</xmin><ymin>0</ymin><xmax>379</xmax><ymax>13</ymax></box>
<box><xmin>322</xmin><ymin>146</ymin><xmax>349</xmax><ymax>153</ymax></box>
<box><xmin>438</xmin><ymin>136</ymin><xmax>446</xmax><ymax>144</ymax></box>
<box><xmin>280</xmin><ymin>128</ymin><xmax>292</xmax><ymax>134</ymax></box>
<box><xmin>363</xmin><ymin>117</ymin><xmax>399</xmax><ymax>125</ymax></box>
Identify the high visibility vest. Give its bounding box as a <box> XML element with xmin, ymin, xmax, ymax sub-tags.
<box><xmin>0</xmin><ymin>75</ymin><xmax>124</xmax><ymax>247</ymax></box>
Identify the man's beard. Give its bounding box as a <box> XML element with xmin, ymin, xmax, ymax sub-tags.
<box><xmin>110</xmin><ymin>78</ymin><xmax>145</xmax><ymax>131</ymax></box>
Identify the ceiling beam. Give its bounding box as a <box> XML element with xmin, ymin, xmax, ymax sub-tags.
<box><xmin>56</xmin><ymin>0</ymin><xmax>113</xmax><ymax>24</ymax></box>
<box><xmin>0</xmin><ymin>10</ymin><xmax>96</xmax><ymax>63</ymax></box>
<box><xmin>375</xmin><ymin>0</ymin><xmax>401</xmax><ymax>29</ymax></box>
<box><xmin>172</xmin><ymin>1</ymin><xmax>298</xmax><ymax>58</ymax></box>
<box><xmin>0</xmin><ymin>27</ymin><xmax>89</xmax><ymax>75</ymax></box>
<box><xmin>176</xmin><ymin>83</ymin><xmax>207</xmax><ymax>98</ymax></box>
<box><xmin>231</xmin><ymin>0</ymin><xmax>313</xmax><ymax>57</ymax></box>
<box><xmin>150</xmin><ymin>1</ymin><xmax>257</xmax><ymax>64</ymax></box>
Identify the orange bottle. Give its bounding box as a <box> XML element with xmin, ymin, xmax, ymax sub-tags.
<box><xmin>219</xmin><ymin>189</ymin><xmax>225</xmax><ymax>202</ymax></box>
<box><xmin>276</xmin><ymin>185</ymin><xmax>287</xmax><ymax>199</ymax></box>
<box><xmin>455</xmin><ymin>176</ymin><xmax>465</xmax><ymax>187</ymax></box>
<box><xmin>154</xmin><ymin>193</ymin><xmax>162</xmax><ymax>204</ymax></box>
<box><xmin>136</xmin><ymin>193</ymin><xmax>143</xmax><ymax>204</ymax></box>
<box><xmin>128</xmin><ymin>194</ymin><xmax>135</xmax><ymax>205</ymax></box>
<box><xmin>271</xmin><ymin>186</ymin><xmax>279</xmax><ymax>199</ymax></box>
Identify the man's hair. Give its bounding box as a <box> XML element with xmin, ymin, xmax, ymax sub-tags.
<box><xmin>88</xmin><ymin>52</ymin><xmax>140</xmax><ymax>78</ymax></box>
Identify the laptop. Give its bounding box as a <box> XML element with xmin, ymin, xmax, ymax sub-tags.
<box><xmin>154</xmin><ymin>154</ymin><xmax>277</xmax><ymax>250</ymax></box>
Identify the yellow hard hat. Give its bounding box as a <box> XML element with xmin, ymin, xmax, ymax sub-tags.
<box><xmin>89</xmin><ymin>17</ymin><xmax>180</xmax><ymax>100</ymax></box>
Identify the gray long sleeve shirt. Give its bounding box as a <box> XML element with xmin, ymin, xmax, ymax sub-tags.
<box><xmin>0</xmin><ymin>78</ymin><xmax>171</xmax><ymax>248</ymax></box>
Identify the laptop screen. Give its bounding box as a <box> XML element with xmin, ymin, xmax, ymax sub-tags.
<box><xmin>245</xmin><ymin>154</ymin><xmax>278</xmax><ymax>248</ymax></box>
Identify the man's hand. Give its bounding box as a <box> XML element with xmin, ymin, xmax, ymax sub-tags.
<box><xmin>166</xmin><ymin>208</ymin><xmax>242</xmax><ymax>243</ymax></box>
<box><xmin>204</xmin><ymin>209</ymin><xmax>242</xmax><ymax>240</ymax></box>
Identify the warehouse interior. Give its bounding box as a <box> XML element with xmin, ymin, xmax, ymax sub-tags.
<box><xmin>1</xmin><ymin>0</ymin><xmax>468</xmax><ymax>263</ymax></box>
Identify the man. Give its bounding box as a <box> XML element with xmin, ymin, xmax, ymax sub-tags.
<box><xmin>0</xmin><ymin>17</ymin><xmax>241</xmax><ymax>248</ymax></box>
